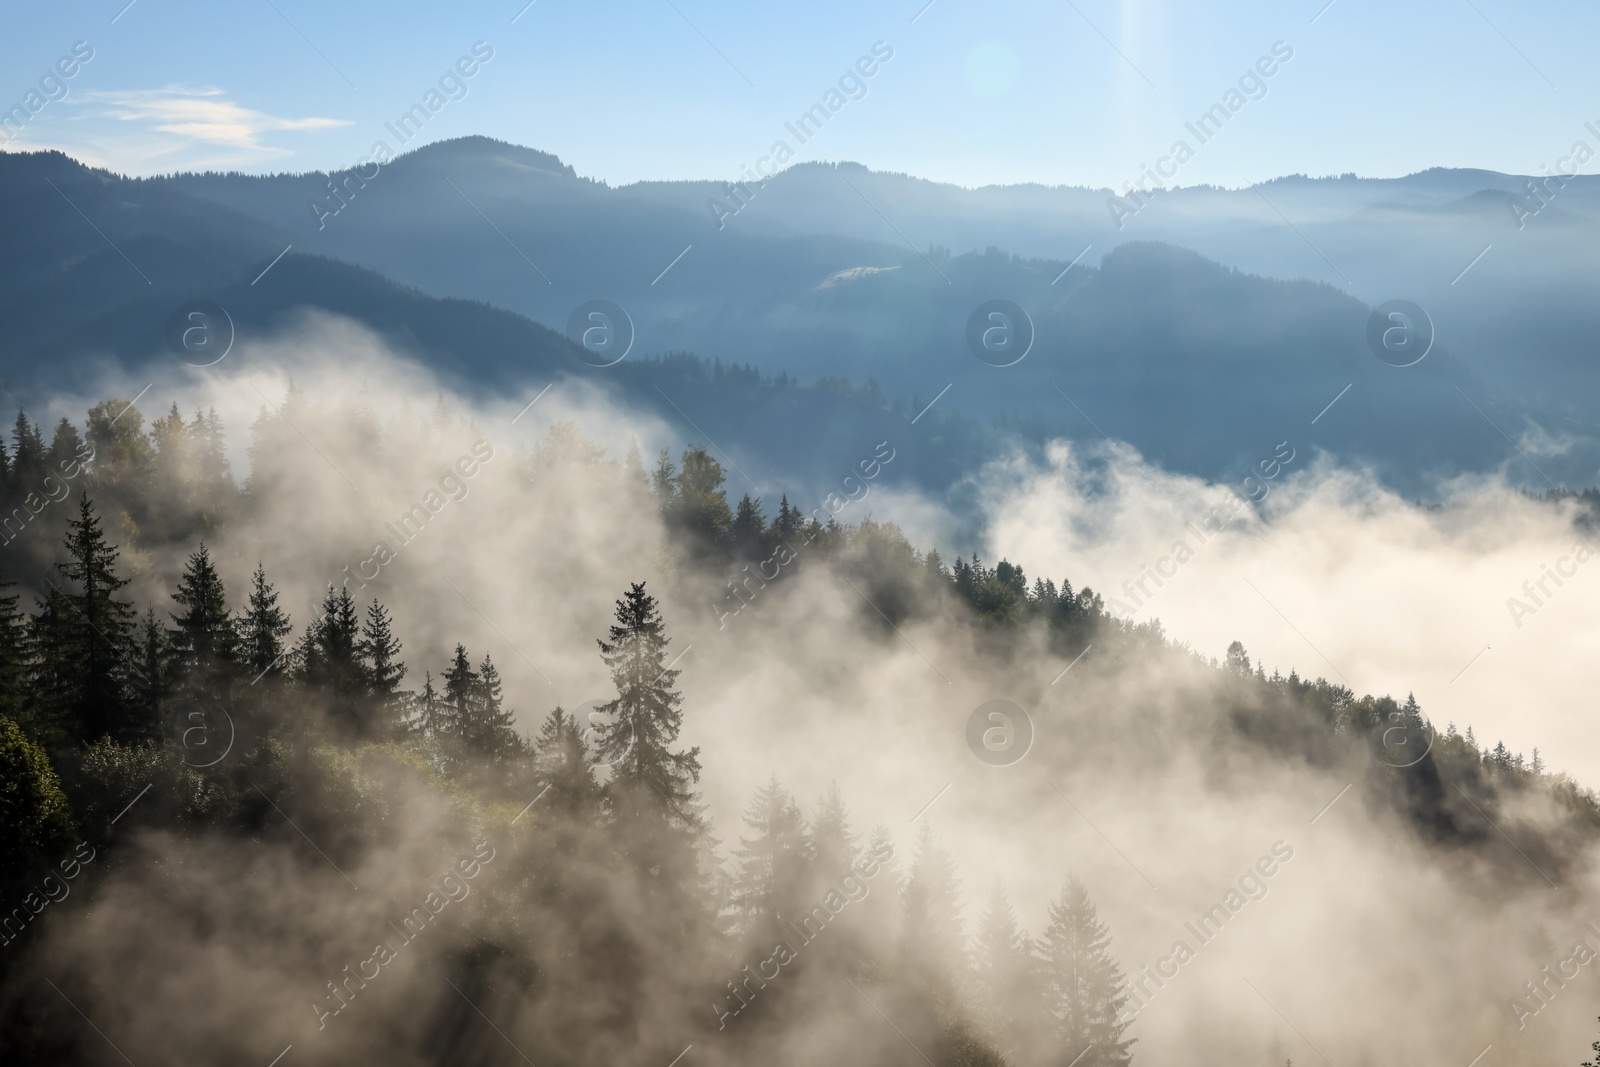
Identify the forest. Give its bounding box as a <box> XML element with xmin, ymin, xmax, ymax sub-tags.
<box><xmin>0</xmin><ymin>390</ymin><xmax>1596</xmax><ymax>1067</ymax></box>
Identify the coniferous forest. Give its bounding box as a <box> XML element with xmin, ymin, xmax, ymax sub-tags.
<box><xmin>0</xmin><ymin>388</ymin><xmax>1596</xmax><ymax>1067</ymax></box>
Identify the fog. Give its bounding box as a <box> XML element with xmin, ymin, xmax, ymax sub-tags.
<box><xmin>15</xmin><ymin>318</ymin><xmax>1600</xmax><ymax>1067</ymax></box>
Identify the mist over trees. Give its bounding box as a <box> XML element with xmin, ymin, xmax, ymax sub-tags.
<box><xmin>0</xmin><ymin>392</ymin><xmax>1596</xmax><ymax>1067</ymax></box>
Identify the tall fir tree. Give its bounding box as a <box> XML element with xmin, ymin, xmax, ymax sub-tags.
<box><xmin>441</xmin><ymin>643</ymin><xmax>477</xmax><ymax>746</ymax></box>
<box><xmin>30</xmin><ymin>495</ymin><xmax>141</xmax><ymax>745</ymax></box>
<box><xmin>169</xmin><ymin>543</ymin><xmax>237</xmax><ymax>691</ymax></box>
<box><xmin>357</xmin><ymin>599</ymin><xmax>407</xmax><ymax>738</ymax></box>
<box><xmin>975</xmin><ymin>881</ymin><xmax>1041</xmax><ymax>1058</ymax></box>
<box><xmin>133</xmin><ymin>608</ymin><xmax>176</xmax><ymax>741</ymax></box>
<box><xmin>900</xmin><ymin>821</ymin><xmax>967</xmax><ymax>997</ymax></box>
<box><xmin>463</xmin><ymin>654</ymin><xmax>518</xmax><ymax>763</ymax></box>
<box><xmin>299</xmin><ymin>584</ymin><xmax>365</xmax><ymax>731</ymax></box>
<box><xmin>732</xmin><ymin>776</ymin><xmax>809</xmax><ymax>940</ymax></box>
<box><xmin>730</xmin><ymin>494</ymin><xmax>768</xmax><ymax>561</ymax></box>
<box><xmin>532</xmin><ymin>706</ymin><xmax>604</xmax><ymax>822</ymax></box>
<box><xmin>595</xmin><ymin>582</ymin><xmax>702</xmax><ymax>824</ymax></box>
<box><xmin>594</xmin><ymin>582</ymin><xmax>707</xmax><ymax>926</ymax></box>
<box><xmin>237</xmin><ymin>564</ymin><xmax>292</xmax><ymax>682</ymax></box>
<box><xmin>1040</xmin><ymin>876</ymin><xmax>1133</xmax><ymax>1067</ymax></box>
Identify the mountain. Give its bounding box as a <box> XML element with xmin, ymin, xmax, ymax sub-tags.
<box><xmin>1</xmin><ymin>140</ymin><xmax>1593</xmax><ymax>495</ymax></box>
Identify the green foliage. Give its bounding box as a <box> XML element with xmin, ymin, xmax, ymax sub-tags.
<box><xmin>0</xmin><ymin>715</ymin><xmax>72</xmax><ymax>876</ymax></box>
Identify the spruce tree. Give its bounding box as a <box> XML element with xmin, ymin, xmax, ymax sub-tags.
<box><xmin>975</xmin><ymin>881</ymin><xmax>1040</xmax><ymax>1057</ymax></box>
<box><xmin>733</xmin><ymin>776</ymin><xmax>808</xmax><ymax>939</ymax></box>
<box><xmin>10</xmin><ymin>412</ymin><xmax>45</xmax><ymax>489</ymax></box>
<box><xmin>810</xmin><ymin>781</ymin><xmax>858</xmax><ymax>885</ymax></box>
<box><xmin>415</xmin><ymin>670</ymin><xmax>442</xmax><ymax>738</ymax></box>
<box><xmin>594</xmin><ymin>583</ymin><xmax>702</xmax><ymax>823</ymax></box>
<box><xmin>464</xmin><ymin>654</ymin><xmax>518</xmax><ymax>762</ymax></box>
<box><xmin>357</xmin><ymin>599</ymin><xmax>407</xmax><ymax>737</ymax></box>
<box><xmin>1040</xmin><ymin>876</ymin><xmax>1133</xmax><ymax>1067</ymax></box>
<box><xmin>133</xmin><ymin>608</ymin><xmax>176</xmax><ymax>734</ymax></box>
<box><xmin>237</xmin><ymin>564</ymin><xmax>292</xmax><ymax>682</ymax></box>
<box><xmin>900</xmin><ymin>821</ymin><xmax>967</xmax><ymax>996</ymax></box>
<box><xmin>774</xmin><ymin>494</ymin><xmax>804</xmax><ymax>540</ymax></box>
<box><xmin>730</xmin><ymin>493</ymin><xmax>768</xmax><ymax>561</ymax></box>
<box><xmin>442</xmin><ymin>643</ymin><xmax>478</xmax><ymax>745</ymax></box>
<box><xmin>533</xmin><ymin>706</ymin><xmax>604</xmax><ymax>820</ymax></box>
<box><xmin>169</xmin><ymin>543</ymin><xmax>237</xmax><ymax>688</ymax></box>
<box><xmin>300</xmin><ymin>584</ymin><xmax>364</xmax><ymax>730</ymax></box>
<box><xmin>594</xmin><ymin>582</ymin><xmax>706</xmax><ymax>919</ymax></box>
<box><xmin>31</xmin><ymin>494</ymin><xmax>141</xmax><ymax>744</ymax></box>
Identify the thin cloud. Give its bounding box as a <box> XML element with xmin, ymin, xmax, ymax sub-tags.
<box><xmin>88</xmin><ymin>86</ymin><xmax>349</xmax><ymax>148</ymax></box>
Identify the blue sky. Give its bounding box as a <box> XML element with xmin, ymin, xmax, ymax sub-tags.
<box><xmin>2</xmin><ymin>0</ymin><xmax>1596</xmax><ymax>189</ymax></box>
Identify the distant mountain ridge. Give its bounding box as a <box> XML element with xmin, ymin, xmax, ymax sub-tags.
<box><xmin>1</xmin><ymin>139</ymin><xmax>1596</xmax><ymax>497</ymax></box>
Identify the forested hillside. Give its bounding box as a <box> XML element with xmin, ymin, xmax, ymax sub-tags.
<box><xmin>0</xmin><ymin>391</ymin><xmax>1596</xmax><ymax>1067</ymax></box>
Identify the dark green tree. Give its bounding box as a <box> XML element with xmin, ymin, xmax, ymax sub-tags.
<box><xmin>595</xmin><ymin>583</ymin><xmax>701</xmax><ymax>823</ymax></box>
<box><xmin>441</xmin><ymin>643</ymin><xmax>477</xmax><ymax>744</ymax></box>
<box><xmin>0</xmin><ymin>575</ymin><xmax>28</xmax><ymax>726</ymax></box>
<box><xmin>0</xmin><ymin>715</ymin><xmax>72</xmax><ymax>880</ymax></box>
<box><xmin>357</xmin><ymin>599</ymin><xmax>407</xmax><ymax>737</ymax></box>
<box><xmin>237</xmin><ymin>564</ymin><xmax>292</xmax><ymax>682</ymax></box>
<box><xmin>730</xmin><ymin>493</ymin><xmax>768</xmax><ymax>561</ymax></box>
<box><xmin>299</xmin><ymin>584</ymin><xmax>365</xmax><ymax>731</ymax></box>
<box><xmin>30</xmin><ymin>495</ymin><xmax>141</xmax><ymax>745</ymax></box>
<box><xmin>463</xmin><ymin>654</ymin><xmax>518</xmax><ymax>763</ymax></box>
<box><xmin>169</xmin><ymin>543</ymin><xmax>237</xmax><ymax>687</ymax></box>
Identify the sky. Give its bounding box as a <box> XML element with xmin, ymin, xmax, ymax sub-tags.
<box><xmin>2</xmin><ymin>0</ymin><xmax>1596</xmax><ymax>189</ymax></box>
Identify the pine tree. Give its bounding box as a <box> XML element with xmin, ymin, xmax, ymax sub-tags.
<box><xmin>810</xmin><ymin>781</ymin><xmax>858</xmax><ymax>884</ymax></box>
<box><xmin>900</xmin><ymin>821</ymin><xmax>967</xmax><ymax>995</ymax></box>
<box><xmin>237</xmin><ymin>564</ymin><xmax>292</xmax><ymax>682</ymax></box>
<box><xmin>10</xmin><ymin>412</ymin><xmax>45</xmax><ymax>488</ymax></box>
<box><xmin>594</xmin><ymin>582</ymin><xmax>706</xmax><ymax>921</ymax></box>
<box><xmin>442</xmin><ymin>643</ymin><xmax>478</xmax><ymax>745</ymax></box>
<box><xmin>533</xmin><ymin>706</ymin><xmax>604</xmax><ymax>820</ymax></box>
<box><xmin>357</xmin><ymin>599</ymin><xmax>407</xmax><ymax>737</ymax></box>
<box><xmin>733</xmin><ymin>776</ymin><xmax>808</xmax><ymax>938</ymax></box>
<box><xmin>300</xmin><ymin>584</ymin><xmax>364</xmax><ymax>729</ymax></box>
<box><xmin>1041</xmin><ymin>877</ymin><xmax>1133</xmax><ymax>1067</ymax></box>
<box><xmin>133</xmin><ymin>608</ymin><xmax>176</xmax><ymax>739</ymax></box>
<box><xmin>730</xmin><ymin>493</ymin><xmax>768</xmax><ymax>561</ymax></box>
<box><xmin>595</xmin><ymin>583</ymin><xmax>702</xmax><ymax>824</ymax></box>
<box><xmin>464</xmin><ymin>654</ymin><xmax>518</xmax><ymax>762</ymax></box>
<box><xmin>415</xmin><ymin>670</ymin><xmax>443</xmax><ymax>738</ymax></box>
<box><xmin>975</xmin><ymin>881</ymin><xmax>1040</xmax><ymax>1057</ymax></box>
<box><xmin>774</xmin><ymin>495</ymin><xmax>804</xmax><ymax>540</ymax></box>
<box><xmin>651</xmin><ymin>449</ymin><xmax>678</xmax><ymax>502</ymax></box>
<box><xmin>170</xmin><ymin>543</ymin><xmax>236</xmax><ymax>685</ymax></box>
<box><xmin>46</xmin><ymin>418</ymin><xmax>85</xmax><ymax>482</ymax></box>
<box><xmin>30</xmin><ymin>495</ymin><xmax>141</xmax><ymax>744</ymax></box>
